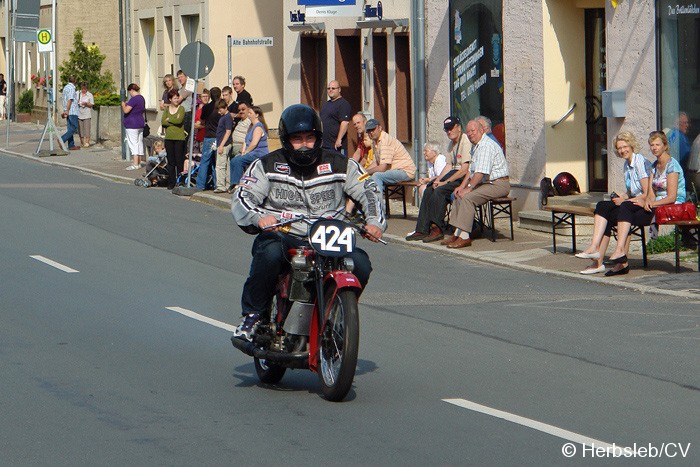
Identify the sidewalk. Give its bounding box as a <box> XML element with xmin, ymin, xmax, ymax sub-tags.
<box><xmin>3</xmin><ymin>121</ymin><xmax>699</xmax><ymax>299</ymax></box>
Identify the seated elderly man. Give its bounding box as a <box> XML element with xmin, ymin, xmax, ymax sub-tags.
<box><xmin>407</xmin><ymin>116</ymin><xmax>472</xmax><ymax>242</ymax></box>
<box><xmin>443</xmin><ymin>119</ymin><xmax>510</xmax><ymax>248</ymax></box>
<box><xmin>364</xmin><ymin>118</ymin><xmax>416</xmax><ymax>193</ymax></box>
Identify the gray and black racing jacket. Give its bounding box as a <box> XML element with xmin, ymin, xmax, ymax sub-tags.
<box><xmin>231</xmin><ymin>148</ymin><xmax>387</xmax><ymax>237</ymax></box>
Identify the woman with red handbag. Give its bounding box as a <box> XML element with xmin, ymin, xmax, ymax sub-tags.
<box><xmin>576</xmin><ymin>132</ymin><xmax>653</xmax><ymax>275</ymax></box>
<box><xmin>606</xmin><ymin>131</ymin><xmax>687</xmax><ymax>275</ymax></box>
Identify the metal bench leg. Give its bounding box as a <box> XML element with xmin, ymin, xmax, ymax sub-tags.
<box><xmin>675</xmin><ymin>226</ymin><xmax>680</xmax><ymax>273</ymax></box>
<box><xmin>551</xmin><ymin>212</ymin><xmax>557</xmax><ymax>253</ymax></box>
<box><xmin>401</xmin><ymin>186</ymin><xmax>407</xmax><ymax>218</ymax></box>
<box><xmin>641</xmin><ymin>227</ymin><xmax>648</xmax><ymax>268</ymax></box>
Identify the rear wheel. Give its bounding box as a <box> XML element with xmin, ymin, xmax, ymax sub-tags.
<box><xmin>253</xmin><ymin>293</ymin><xmax>287</xmax><ymax>384</ymax></box>
<box><xmin>317</xmin><ymin>289</ymin><xmax>359</xmax><ymax>401</ymax></box>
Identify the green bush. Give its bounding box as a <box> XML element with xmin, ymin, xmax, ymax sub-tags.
<box><xmin>93</xmin><ymin>93</ymin><xmax>121</xmax><ymax>109</ymax></box>
<box><xmin>16</xmin><ymin>90</ymin><xmax>34</xmax><ymax>114</ymax></box>
<box><xmin>646</xmin><ymin>232</ymin><xmax>694</xmax><ymax>254</ymax></box>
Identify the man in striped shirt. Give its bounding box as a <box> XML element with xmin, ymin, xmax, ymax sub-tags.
<box><xmin>444</xmin><ymin>119</ymin><xmax>510</xmax><ymax>248</ymax></box>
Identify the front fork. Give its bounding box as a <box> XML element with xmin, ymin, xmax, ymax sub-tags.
<box><xmin>308</xmin><ymin>268</ymin><xmax>361</xmax><ymax>372</ymax></box>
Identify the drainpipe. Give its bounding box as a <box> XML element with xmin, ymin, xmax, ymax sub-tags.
<box><xmin>118</xmin><ymin>0</ymin><xmax>126</xmax><ymax>160</ymax></box>
<box><xmin>412</xmin><ymin>0</ymin><xmax>426</xmax><ymax>180</ymax></box>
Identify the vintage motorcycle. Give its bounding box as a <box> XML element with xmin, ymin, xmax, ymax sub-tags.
<box><xmin>231</xmin><ymin>213</ymin><xmax>384</xmax><ymax>401</ymax></box>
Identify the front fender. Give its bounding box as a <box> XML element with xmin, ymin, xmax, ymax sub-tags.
<box><xmin>308</xmin><ymin>272</ymin><xmax>362</xmax><ymax>372</ymax></box>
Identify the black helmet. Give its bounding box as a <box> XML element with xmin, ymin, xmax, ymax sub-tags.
<box><xmin>553</xmin><ymin>172</ymin><xmax>580</xmax><ymax>196</ymax></box>
<box><xmin>279</xmin><ymin>104</ymin><xmax>323</xmax><ymax>167</ymax></box>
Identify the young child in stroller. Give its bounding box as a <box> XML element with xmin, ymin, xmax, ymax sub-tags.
<box><xmin>142</xmin><ymin>140</ymin><xmax>169</xmax><ymax>187</ymax></box>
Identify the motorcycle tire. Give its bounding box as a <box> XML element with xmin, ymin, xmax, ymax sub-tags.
<box><xmin>317</xmin><ymin>289</ymin><xmax>359</xmax><ymax>402</ymax></box>
<box><xmin>254</xmin><ymin>293</ymin><xmax>287</xmax><ymax>384</ymax></box>
<box><xmin>254</xmin><ymin>358</ymin><xmax>286</xmax><ymax>384</ymax></box>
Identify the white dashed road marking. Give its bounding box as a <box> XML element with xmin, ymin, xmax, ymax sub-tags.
<box><xmin>443</xmin><ymin>398</ymin><xmax>624</xmax><ymax>450</ymax></box>
<box><xmin>164</xmin><ymin>306</ymin><xmax>236</xmax><ymax>332</ymax></box>
<box><xmin>30</xmin><ymin>255</ymin><xmax>79</xmax><ymax>273</ymax></box>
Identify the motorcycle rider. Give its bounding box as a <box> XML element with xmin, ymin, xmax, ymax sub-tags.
<box><xmin>231</xmin><ymin>104</ymin><xmax>387</xmax><ymax>341</ymax></box>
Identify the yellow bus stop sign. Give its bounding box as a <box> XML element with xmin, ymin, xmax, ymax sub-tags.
<box><xmin>37</xmin><ymin>29</ymin><xmax>53</xmax><ymax>52</ymax></box>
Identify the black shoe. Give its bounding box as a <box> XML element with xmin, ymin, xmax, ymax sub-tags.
<box><xmin>610</xmin><ymin>255</ymin><xmax>627</xmax><ymax>265</ymax></box>
<box><xmin>605</xmin><ymin>265</ymin><xmax>630</xmax><ymax>276</ymax></box>
<box><xmin>406</xmin><ymin>231</ymin><xmax>427</xmax><ymax>241</ymax></box>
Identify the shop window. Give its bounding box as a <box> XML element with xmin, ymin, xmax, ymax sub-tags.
<box><xmin>395</xmin><ymin>33</ymin><xmax>412</xmax><ymax>143</ymax></box>
<box><xmin>449</xmin><ymin>0</ymin><xmax>503</xmax><ymax>132</ymax></box>
<box><xmin>657</xmin><ymin>2</ymin><xmax>700</xmax><ymax>168</ymax></box>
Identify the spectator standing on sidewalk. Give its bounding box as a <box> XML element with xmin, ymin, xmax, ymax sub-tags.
<box><xmin>0</xmin><ymin>74</ymin><xmax>6</xmax><ymax>120</ymax></box>
<box><xmin>162</xmin><ymin>89</ymin><xmax>187</xmax><ymax>190</ymax></box>
<box><xmin>232</xmin><ymin>76</ymin><xmax>253</xmax><ymax>106</ymax></box>
<box><xmin>214</xmin><ymin>99</ymin><xmax>234</xmax><ymax>193</ymax></box>
<box><xmin>61</xmin><ymin>76</ymin><xmax>80</xmax><ymax>150</ymax></box>
<box><xmin>176</xmin><ymin>70</ymin><xmax>194</xmax><ymax>144</ymax></box>
<box><xmin>196</xmin><ymin>87</ymin><xmax>222</xmax><ymax>190</ymax></box>
<box><xmin>122</xmin><ymin>83</ymin><xmax>146</xmax><ymax>170</ymax></box>
<box><xmin>77</xmin><ymin>82</ymin><xmax>94</xmax><ymax>148</ymax></box>
<box><xmin>320</xmin><ymin>80</ymin><xmax>352</xmax><ymax>155</ymax></box>
<box><xmin>159</xmin><ymin>74</ymin><xmax>177</xmax><ymax>111</ymax></box>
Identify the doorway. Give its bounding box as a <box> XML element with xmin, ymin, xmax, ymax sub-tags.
<box><xmin>585</xmin><ymin>9</ymin><xmax>607</xmax><ymax>192</ymax></box>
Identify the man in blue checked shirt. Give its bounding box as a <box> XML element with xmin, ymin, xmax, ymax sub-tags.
<box><xmin>443</xmin><ymin>119</ymin><xmax>510</xmax><ymax>248</ymax></box>
<box><xmin>61</xmin><ymin>76</ymin><xmax>80</xmax><ymax>150</ymax></box>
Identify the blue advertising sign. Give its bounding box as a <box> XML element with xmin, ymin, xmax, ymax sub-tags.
<box><xmin>298</xmin><ymin>0</ymin><xmax>357</xmax><ymax>5</ymax></box>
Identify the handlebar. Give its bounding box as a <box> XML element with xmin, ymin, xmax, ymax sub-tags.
<box><xmin>263</xmin><ymin>211</ymin><xmax>387</xmax><ymax>245</ymax></box>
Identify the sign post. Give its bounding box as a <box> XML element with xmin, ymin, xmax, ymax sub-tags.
<box><xmin>177</xmin><ymin>41</ymin><xmax>215</xmax><ymax>193</ymax></box>
<box><xmin>35</xmin><ymin>28</ymin><xmax>64</xmax><ymax>155</ymax></box>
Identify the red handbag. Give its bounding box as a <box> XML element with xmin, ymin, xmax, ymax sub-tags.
<box><xmin>655</xmin><ymin>202</ymin><xmax>697</xmax><ymax>224</ymax></box>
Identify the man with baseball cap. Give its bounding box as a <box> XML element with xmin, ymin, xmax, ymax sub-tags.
<box><xmin>406</xmin><ymin>115</ymin><xmax>472</xmax><ymax>242</ymax></box>
<box><xmin>364</xmin><ymin>118</ymin><xmax>416</xmax><ymax>193</ymax></box>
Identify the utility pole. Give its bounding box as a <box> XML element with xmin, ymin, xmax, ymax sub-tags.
<box><xmin>412</xmin><ymin>0</ymin><xmax>426</xmax><ymax>179</ymax></box>
<box><xmin>118</xmin><ymin>0</ymin><xmax>127</xmax><ymax>160</ymax></box>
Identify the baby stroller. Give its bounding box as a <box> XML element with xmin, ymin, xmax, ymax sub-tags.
<box><xmin>134</xmin><ymin>152</ymin><xmax>169</xmax><ymax>187</ymax></box>
<box><xmin>176</xmin><ymin>153</ymin><xmax>214</xmax><ymax>189</ymax></box>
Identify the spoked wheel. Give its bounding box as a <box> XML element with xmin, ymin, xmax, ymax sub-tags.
<box><xmin>254</xmin><ymin>293</ymin><xmax>287</xmax><ymax>384</ymax></box>
<box><xmin>317</xmin><ymin>289</ymin><xmax>359</xmax><ymax>401</ymax></box>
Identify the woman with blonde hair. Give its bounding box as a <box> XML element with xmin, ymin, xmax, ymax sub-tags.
<box><xmin>159</xmin><ymin>74</ymin><xmax>178</xmax><ymax>111</ymax></box>
<box><xmin>576</xmin><ymin>131</ymin><xmax>653</xmax><ymax>275</ymax></box>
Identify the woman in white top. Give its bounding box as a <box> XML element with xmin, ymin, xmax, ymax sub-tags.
<box><xmin>77</xmin><ymin>82</ymin><xmax>94</xmax><ymax>148</ymax></box>
<box><xmin>417</xmin><ymin>142</ymin><xmax>448</xmax><ymax>198</ymax></box>
<box><xmin>576</xmin><ymin>132</ymin><xmax>653</xmax><ymax>275</ymax></box>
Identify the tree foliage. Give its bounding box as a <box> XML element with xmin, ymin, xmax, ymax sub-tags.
<box><xmin>58</xmin><ymin>28</ymin><xmax>115</xmax><ymax>94</ymax></box>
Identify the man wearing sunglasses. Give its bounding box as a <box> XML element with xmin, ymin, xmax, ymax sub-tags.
<box><xmin>320</xmin><ymin>80</ymin><xmax>352</xmax><ymax>155</ymax></box>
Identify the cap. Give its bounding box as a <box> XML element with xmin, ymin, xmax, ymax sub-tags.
<box><xmin>443</xmin><ymin>116</ymin><xmax>461</xmax><ymax>130</ymax></box>
<box><xmin>365</xmin><ymin>118</ymin><xmax>380</xmax><ymax>131</ymax></box>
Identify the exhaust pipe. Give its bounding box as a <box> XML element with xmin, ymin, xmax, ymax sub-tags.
<box><xmin>231</xmin><ymin>336</ymin><xmax>309</xmax><ymax>368</ymax></box>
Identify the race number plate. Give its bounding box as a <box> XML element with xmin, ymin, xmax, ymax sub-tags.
<box><xmin>309</xmin><ymin>219</ymin><xmax>356</xmax><ymax>257</ymax></box>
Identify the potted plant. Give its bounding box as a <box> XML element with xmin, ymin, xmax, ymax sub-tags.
<box><xmin>16</xmin><ymin>90</ymin><xmax>34</xmax><ymax>123</ymax></box>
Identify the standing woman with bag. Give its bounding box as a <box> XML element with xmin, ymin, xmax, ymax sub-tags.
<box><xmin>122</xmin><ymin>83</ymin><xmax>146</xmax><ymax>170</ymax></box>
<box><xmin>162</xmin><ymin>89</ymin><xmax>187</xmax><ymax>190</ymax></box>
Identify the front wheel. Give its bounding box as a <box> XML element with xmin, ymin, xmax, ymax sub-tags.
<box><xmin>254</xmin><ymin>358</ymin><xmax>286</xmax><ymax>384</ymax></box>
<box><xmin>317</xmin><ymin>289</ymin><xmax>359</xmax><ymax>401</ymax></box>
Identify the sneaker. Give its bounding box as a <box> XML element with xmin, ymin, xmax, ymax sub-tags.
<box><xmin>232</xmin><ymin>313</ymin><xmax>262</xmax><ymax>342</ymax></box>
<box><xmin>126</xmin><ymin>165</ymin><xmax>140</xmax><ymax>171</ymax></box>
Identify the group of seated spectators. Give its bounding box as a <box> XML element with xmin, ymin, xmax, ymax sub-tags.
<box><xmin>576</xmin><ymin>130</ymin><xmax>690</xmax><ymax>276</ymax></box>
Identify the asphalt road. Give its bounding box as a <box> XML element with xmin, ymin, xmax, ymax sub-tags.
<box><xmin>1</xmin><ymin>153</ymin><xmax>698</xmax><ymax>465</ymax></box>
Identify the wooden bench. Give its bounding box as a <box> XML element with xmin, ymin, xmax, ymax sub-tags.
<box><xmin>543</xmin><ymin>204</ymin><xmax>648</xmax><ymax>267</ymax></box>
<box><xmin>474</xmin><ymin>197</ymin><xmax>516</xmax><ymax>241</ymax></box>
<box><xmin>665</xmin><ymin>219</ymin><xmax>700</xmax><ymax>273</ymax></box>
<box><xmin>384</xmin><ymin>180</ymin><xmax>420</xmax><ymax>218</ymax></box>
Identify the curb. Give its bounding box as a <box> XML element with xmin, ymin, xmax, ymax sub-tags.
<box><xmin>5</xmin><ymin>146</ymin><xmax>699</xmax><ymax>300</ymax></box>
